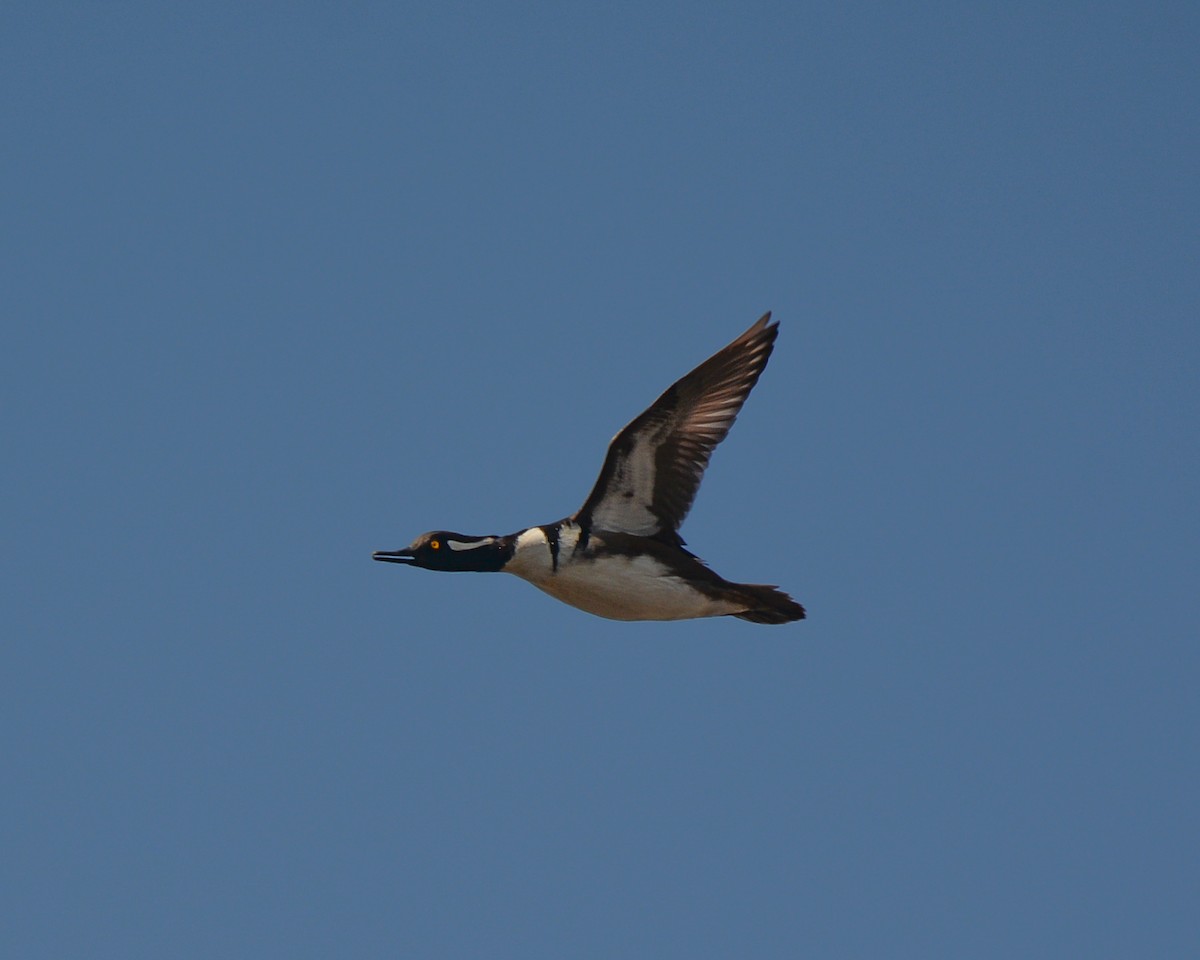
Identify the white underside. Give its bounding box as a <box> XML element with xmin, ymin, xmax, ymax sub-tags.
<box><xmin>504</xmin><ymin>525</ymin><xmax>743</xmax><ymax>621</ymax></box>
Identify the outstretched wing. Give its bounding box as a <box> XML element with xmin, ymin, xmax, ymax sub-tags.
<box><xmin>574</xmin><ymin>313</ymin><xmax>779</xmax><ymax>543</ymax></box>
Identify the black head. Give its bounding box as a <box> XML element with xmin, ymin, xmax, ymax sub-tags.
<box><xmin>373</xmin><ymin>531</ymin><xmax>511</xmax><ymax>573</ymax></box>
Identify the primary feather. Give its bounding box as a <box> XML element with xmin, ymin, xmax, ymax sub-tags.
<box><xmin>574</xmin><ymin>312</ymin><xmax>778</xmax><ymax>545</ymax></box>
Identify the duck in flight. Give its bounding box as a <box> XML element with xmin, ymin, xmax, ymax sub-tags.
<box><xmin>374</xmin><ymin>313</ymin><xmax>805</xmax><ymax>624</ymax></box>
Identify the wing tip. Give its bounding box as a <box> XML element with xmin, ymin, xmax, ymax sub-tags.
<box><xmin>735</xmin><ymin>311</ymin><xmax>780</xmax><ymax>360</ymax></box>
<box><xmin>744</xmin><ymin>310</ymin><xmax>779</xmax><ymax>343</ymax></box>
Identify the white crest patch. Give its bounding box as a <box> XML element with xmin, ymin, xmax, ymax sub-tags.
<box><xmin>447</xmin><ymin>537</ymin><xmax>495</xmax><ymax>551</ymax></box>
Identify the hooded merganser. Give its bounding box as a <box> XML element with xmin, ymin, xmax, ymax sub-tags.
<box><xmin>374</xmin><ymin>313</ymin><xmax>805</xmax><ymax>624</ymax></box>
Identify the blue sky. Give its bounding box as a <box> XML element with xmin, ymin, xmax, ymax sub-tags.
<box><xmin>3</xmin><ymin>2</ymin><xmax>1197</xmax><ymax>956</ymax></box>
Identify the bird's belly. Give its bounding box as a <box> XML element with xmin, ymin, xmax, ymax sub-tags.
<box><xmin>514</xmin><ymin>555</ymin><xmax>740</xmax><ymax>621</ymax></box>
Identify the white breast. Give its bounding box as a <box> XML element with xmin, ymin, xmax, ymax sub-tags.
<box><xmin>504</xmin><ymin>525</ymin><xmax>741</xmax><ymax>621</ymax></box>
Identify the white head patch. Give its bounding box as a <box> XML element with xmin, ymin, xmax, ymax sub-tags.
<box><xmin>447</xmin><ymin>537</ymin><xmax>496</xmax><ymax>551</ymax></box>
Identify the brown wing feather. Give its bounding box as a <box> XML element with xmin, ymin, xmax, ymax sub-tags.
<box><xmin>575</xmin><ymin>313</ymin><xmax>779</xmax><ymax>542</ymax></box>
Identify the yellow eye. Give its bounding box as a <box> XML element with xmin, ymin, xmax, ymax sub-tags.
<box><xmin>430</xmin><ymin>539</ymin><xmax>441</xmax><ymax>550</ymax></box>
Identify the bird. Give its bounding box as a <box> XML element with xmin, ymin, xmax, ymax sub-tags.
<box><xmin>373</xmin><ymin>313</ymin><xmax>805</xmax><ymax>624</ymax></box>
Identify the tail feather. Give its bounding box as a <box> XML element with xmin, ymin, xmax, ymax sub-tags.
<box><xmin>728</xmin><ymin>583</ymin><xmax>806</xmax><ymax>624</ymax></box>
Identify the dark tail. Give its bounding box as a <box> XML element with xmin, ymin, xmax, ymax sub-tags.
<box><xmin>728</xmin><ymin>583</ymin><xmax>806</xmax><ymax>624</ymax></box>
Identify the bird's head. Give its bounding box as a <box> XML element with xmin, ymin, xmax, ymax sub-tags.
<box><xmin>373</xmin><ymin>532</ymin><xmax>511</xmax><ymax>572</ymax></box>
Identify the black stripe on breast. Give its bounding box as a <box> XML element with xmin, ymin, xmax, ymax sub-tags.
<box><xmin>540</xmin><ymin>523</ymin><xmax>561</xmax><ymax>572</ymax></box>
